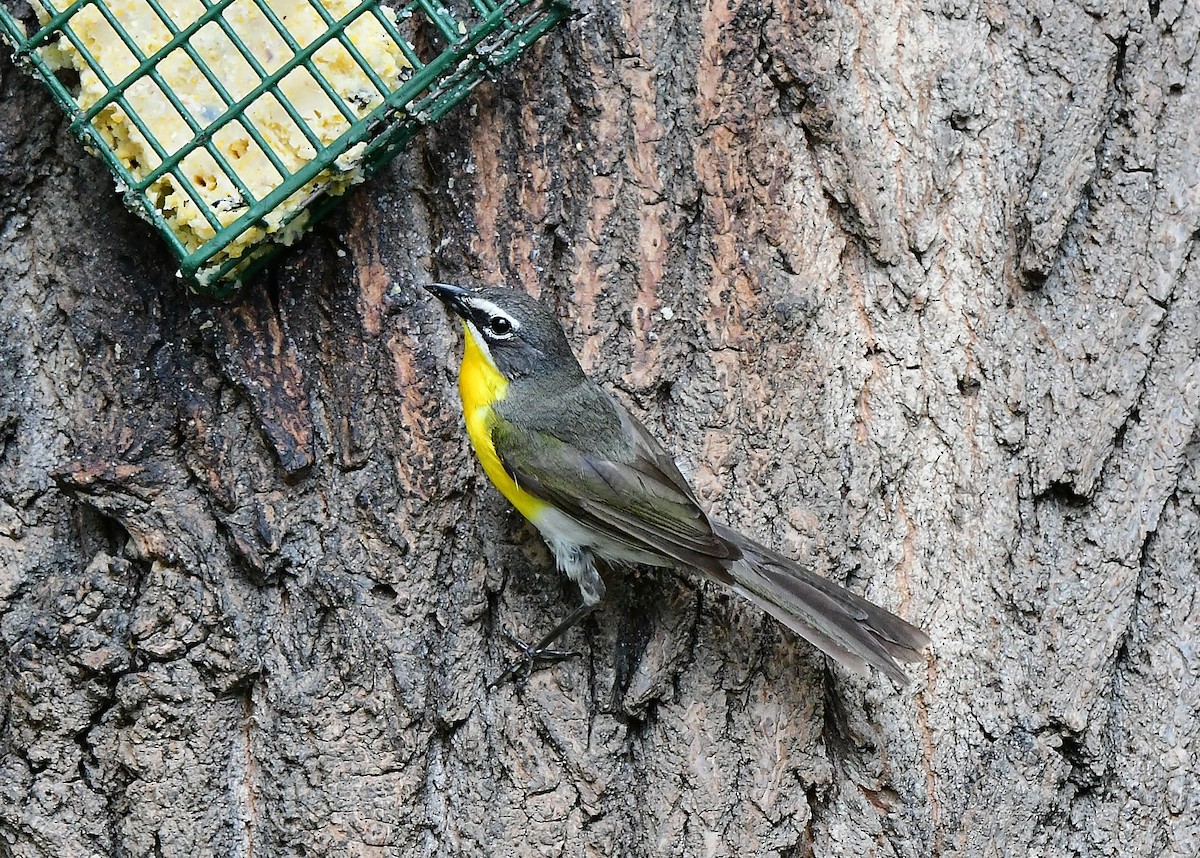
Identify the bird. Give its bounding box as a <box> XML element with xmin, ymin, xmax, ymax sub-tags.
<box><xmin>424</xmin><ymin>282</ymin><xmax>930</xmax><ymax>685</ymax></box>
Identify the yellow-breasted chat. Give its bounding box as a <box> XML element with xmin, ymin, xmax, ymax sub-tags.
<box><xmin>425</xmin><ymin>282</ymin><xmax>930</xmax><ymax>685</ymax></box>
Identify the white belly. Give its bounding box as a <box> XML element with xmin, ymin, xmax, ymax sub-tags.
<box><xmin>532</xmin><ymin>506</ymin><xmax>673</xmax><ymax>576</ymax></box>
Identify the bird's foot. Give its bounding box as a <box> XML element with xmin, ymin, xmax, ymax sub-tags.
<box><xmin>490</xmin><ymin>627</ymin><xmax>580</xmax><ymax>688</ymax></box>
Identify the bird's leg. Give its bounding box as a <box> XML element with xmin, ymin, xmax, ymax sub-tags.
<box><xmin>491</xmin><ymin>550</ymin><xmax>606</xmax><ymax>687</ymax></box>
<box><xmin>491</xmin><ymin>601</ymin><xmax>599</xmax><ymax>687</ymax></box>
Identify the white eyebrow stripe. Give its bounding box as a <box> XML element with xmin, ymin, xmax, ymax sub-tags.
<box><xmin>465</xmin><ymin>298</ymin><xmax>521</xmax><ymax>330</ymax></box>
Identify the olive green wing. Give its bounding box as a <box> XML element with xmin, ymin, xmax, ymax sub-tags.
<box><xmin>491</xmin><ymin>400</ymin><xmax>739</xmax><ymax>578</ymax></box>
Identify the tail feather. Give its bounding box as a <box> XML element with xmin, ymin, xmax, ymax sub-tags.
<box><xmin>714</xmin><ymin>523</ymin><xmax>930</xmax><ymax>685</ymax></box>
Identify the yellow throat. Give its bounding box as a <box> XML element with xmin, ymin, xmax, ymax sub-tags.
<box><xmin>457</xmin><ymin>321</ymin><xmax>548</xmax><ymax>521</ymax></box>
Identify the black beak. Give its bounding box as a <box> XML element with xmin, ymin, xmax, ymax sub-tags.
<box><xmin>423</xmin><ymin>282</ymin><xmax>474</xmax><ymax>320</ymax></box>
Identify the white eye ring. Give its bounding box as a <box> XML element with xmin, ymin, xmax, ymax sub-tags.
<box><xmin>489</xmin><ymin>316</ymin><xmax>513</xmax><ymax>336</ymax></box>
<box><xmin>464</xmin><ymin>297</ymin><xmax>519</xmax><ymax>339</ymax></box>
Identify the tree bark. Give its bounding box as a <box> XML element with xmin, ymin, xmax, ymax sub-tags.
<box><xmin>2</xmin><ymin>0</ymin><xmax>1197</xmax><ymax>855</ymax></box>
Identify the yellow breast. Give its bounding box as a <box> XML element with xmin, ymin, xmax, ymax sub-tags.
<box><xmin>457</xmin><ymin>322</ymin><xmax>549</xmax><ymax>522</ymax></box>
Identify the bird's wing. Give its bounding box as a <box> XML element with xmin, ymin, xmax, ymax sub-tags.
<box><xmin>491</xmin><ymin>393</ymin><xmax>739</xmax><ymax>578</ymax></box>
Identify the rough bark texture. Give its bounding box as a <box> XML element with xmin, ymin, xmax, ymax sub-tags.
<box><xmin>1</xmin><ymin>0</ymin><xmax>1197</xmax><ymax>855</ymax></box>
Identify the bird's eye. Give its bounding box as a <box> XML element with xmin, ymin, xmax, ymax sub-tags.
<box><xmin>489</xmin><ymin>316</ymin><xmax>513</xmax><ymax>336</ymax></box>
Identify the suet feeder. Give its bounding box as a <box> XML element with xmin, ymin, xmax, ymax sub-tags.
<box><xmin>0</xmin><ymin>0</ymin><xmax>570</xmax><ymax>295</ymax></box>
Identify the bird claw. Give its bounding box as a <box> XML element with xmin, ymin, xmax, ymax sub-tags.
<box><xmin>489</xmin><ymin>626</ymin><xmax>581</xmax><ymax>688</ymax></box>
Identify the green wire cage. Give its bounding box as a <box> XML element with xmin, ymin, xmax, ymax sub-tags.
<box><xmin>0</xmin><ymin>0</ymin><xmax>570</xmax><ymax>295</ymax></box>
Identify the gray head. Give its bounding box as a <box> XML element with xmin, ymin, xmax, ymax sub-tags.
<box><xmin>424</xmin><ymin>283</ymin><xmax>584</xmax><ymax>382</ymax></box>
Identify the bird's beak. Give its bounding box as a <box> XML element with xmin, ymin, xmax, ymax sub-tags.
<box><xmin>423</xmin><ymin>282</ymin><xmax>474</xmax><ymax>320</ymax></box>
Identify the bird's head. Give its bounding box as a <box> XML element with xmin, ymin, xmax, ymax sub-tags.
<box><xmin>424</xmin><ymin>283</ymin><xmax>583</xmax><ymax>383</ymax></box>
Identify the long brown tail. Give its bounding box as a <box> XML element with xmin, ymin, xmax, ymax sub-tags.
<box><xmin>715</xmin><ymin>523</ymin><xmax>930</xmax><ymax>685</ymax></box>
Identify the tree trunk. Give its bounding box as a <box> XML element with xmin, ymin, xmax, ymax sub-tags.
<box><xmin>2</xmin><ymin>0</ymin><xmax>1197</xmax><ymax>855</ymax></box>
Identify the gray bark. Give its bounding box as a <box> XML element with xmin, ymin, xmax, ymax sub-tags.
<box><xmin>1</xmin><ymin>0</ymin><xmax>1197</xmax><ymax>855</ymax></box>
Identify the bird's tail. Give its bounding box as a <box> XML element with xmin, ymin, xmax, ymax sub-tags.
<box><xmin>714</xmin><ymin>523</ymin><xmax>930</xmax><ymax>685</ymax></box>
